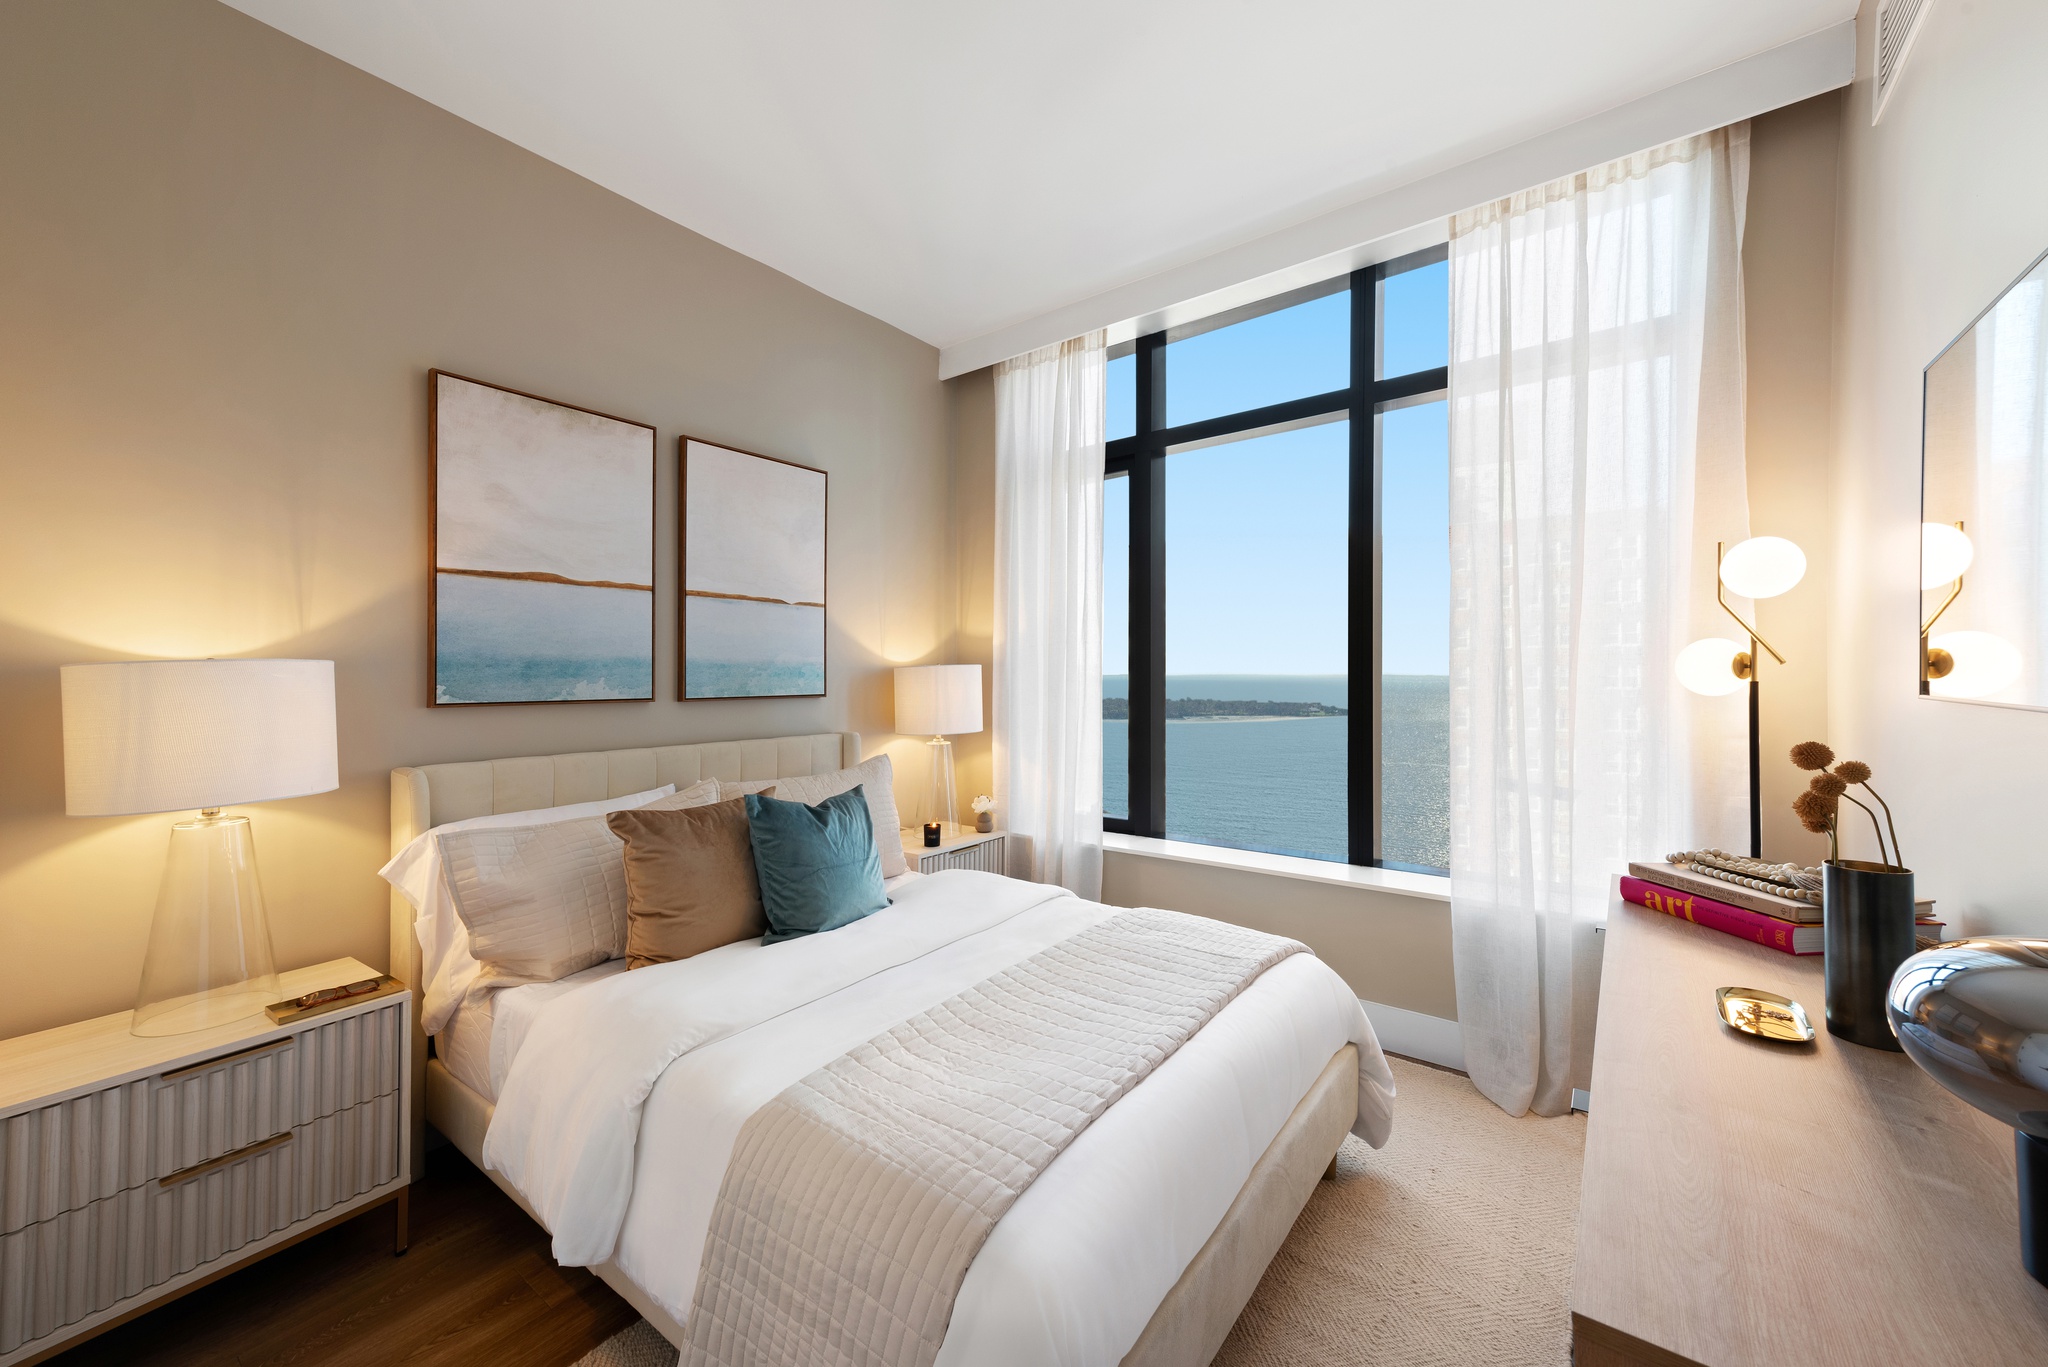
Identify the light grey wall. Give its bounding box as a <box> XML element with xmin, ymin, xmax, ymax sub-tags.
<box><xmin>1826</xmin><ymin>0</ymin><xmax>2048</xmax><ymax>936</ymax></box>
<box><xmin>0</xmin><ymin>0</ymin><xmax>951</xmax><ymax>1039</ymax></box>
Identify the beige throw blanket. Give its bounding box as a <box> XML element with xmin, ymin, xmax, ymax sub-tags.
<box><xmin>679</xmin><ymin>908</ymin><xmax>1306</xmax><ymax>1367</ymax></box>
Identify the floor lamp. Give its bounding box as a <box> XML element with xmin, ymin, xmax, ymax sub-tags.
<box><xmin>61</xmin><ymin>658</ymin><xmax>340</xmax><ymax>1036</ymax></box>
<box><xmin>1676</xmin><ymin>538</ymin><xmax>1805</xmax><ymax>858</ymax></box>
<box><xmin>893</xmin><ymin>664</ymin><xmax>983</xmax><ymax>836</ymax></box>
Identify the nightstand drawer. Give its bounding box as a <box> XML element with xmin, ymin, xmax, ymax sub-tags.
<box><xmin>0</xmin><ymin>999</ymin><xmax>404</xmax><ymax>1239</ymax></box>
<box><xmin>0</xmin><ymin>1091</ymin><xmax>401</xmax><ymax>1356</ymax></box>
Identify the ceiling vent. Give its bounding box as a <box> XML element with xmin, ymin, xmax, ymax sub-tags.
<box><xmin>1872</xmin><ymin>0</ymin><xmax>1936</xmax><ymax>124</ymax></box>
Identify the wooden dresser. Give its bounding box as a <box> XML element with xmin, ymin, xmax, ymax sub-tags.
<box><xmin>0</xmin><ymin>958</ymin><xmax>411</xmax><ymax>1365</ymax></box>
<box><xmin>1574</xmin><ymin>898</ymin><xmax>2048</xmax><ymax>1364</ymax></box>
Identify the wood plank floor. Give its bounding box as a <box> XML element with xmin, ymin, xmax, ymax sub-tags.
<box><xmin>45</xmin><ymin>1149</ymin><xmax>636</xmax><ymax>1367</ymax></box>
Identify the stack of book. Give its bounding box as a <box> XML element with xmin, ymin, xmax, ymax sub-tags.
<box><xmin>1621</xmin><ymin>861</ymin><xmax>1942</xmax><ymax>957</ymax></box>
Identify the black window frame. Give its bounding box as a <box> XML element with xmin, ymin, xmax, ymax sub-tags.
<box><xmin>1103</xmin><ymin>243</ymin><xmax>1449</xmax><ymax>872</ymax></box>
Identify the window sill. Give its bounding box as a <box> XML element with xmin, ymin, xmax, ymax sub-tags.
<box><xmin>1101</xmin><ymin>832</ymin><xmax>1450</xmax><ymax>903</ymax></box>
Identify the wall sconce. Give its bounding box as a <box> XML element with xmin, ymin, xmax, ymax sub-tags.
<box><xmin>1920</xmin><ymin>521</ymin><xmax>2020</xmax><ymax>699</ymax></box>
<box><xmin>1679</xmin><ymin>536</ymin><xmax>1805</xmax><ymax>856</ymax></box>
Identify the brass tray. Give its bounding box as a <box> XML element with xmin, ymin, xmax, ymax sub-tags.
<box><xmin>1714</xmin><ymin>986</ymin><xmax>1815</xmax><ymax>1043</ymax></box>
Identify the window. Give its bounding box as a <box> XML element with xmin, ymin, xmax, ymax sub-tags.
<box><xmin>1102</xmin><ymin>246</ymin><xmax>1449</xmax><ymax>872</ymax></box>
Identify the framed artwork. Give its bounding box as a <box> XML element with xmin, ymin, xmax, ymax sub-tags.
<box><xmin>430</xmin><ymin>371</ymin><xmax>656</xmax><ymax>705</ymax></box>
<box><xmin>681</xmin><ymin>437</ymin><xmax>827</xmax><ymax>699</ymax></box>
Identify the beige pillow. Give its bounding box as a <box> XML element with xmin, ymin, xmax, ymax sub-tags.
<box><xmin>438</xmin><ymin>816</ymin><xmax>631</xmax><ymax>983</ymax></box>
<box><xmin>715</xmin><ymin>778</ymin><xmax>781</xmax><ymax>799</ymax></box>
<box><xmin>641</xmin><ymin>778</ymin><xmax>722</xmax><ymax>811</ymax></box>
<box><xmin>763</xmin><ymin>755</ymin><xmax>906</xmax><ymax>878</ymax></box>
<box><xmin>606</xmin><ymin>794</ymin><xmax>772</xmax><ymax>969</ymax></box>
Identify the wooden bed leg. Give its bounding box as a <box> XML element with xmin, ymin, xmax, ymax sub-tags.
<box><xmin>394</xmin><ymin>1185</ymin><xmax>410</xmax><ymax>1256</ymax></box>
<box><xmin>1323</xmin><ymin>1152</ymin><xmax>1339</xmax><ymax>1181</ymax></box>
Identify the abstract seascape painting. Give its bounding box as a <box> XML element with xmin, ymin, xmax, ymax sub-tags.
<box><xmin>682</xmin><ymin>438</ymin><xmax>826</xmax><ymax>698</ymax></box>
<box><xmin>432</xmin><ymin>372</ymin><xmax>655</xmax><ymax>704</ymax></box>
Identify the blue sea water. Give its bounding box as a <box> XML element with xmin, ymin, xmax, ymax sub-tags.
<box><xmin>436</xmin><ymin>574</ymin><xmax>653</xmax><ymax>703</ymax></box>
<box><xmin>1102</xmin><ymin>674</ymin><xmax>1448</xmax><ymax>869</ymax></box>
<box><xmin>685</xmin><ymin>596</ymin><xmax>826</xmax><ymax>698</ymax></box>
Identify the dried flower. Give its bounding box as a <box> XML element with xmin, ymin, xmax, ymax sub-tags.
<box><xmin>1808</xmin><ymin>772</ymin><xmax>1849</xmax><ymax>798</ymax></box>
<box><xmin>1792</xmin><ymin>790</ymin><xmax>1836</xmax><ymax>822</ymax></box>
<box><xmin>1790</xmin><ymin>741</ymin><xmax>1835</xmax><ymax>771</ymax></box>
<box><xmin>1800</xmin><ymin>814</ymin><xmax>1833</xmax><ymax>835</ymax></box>
<box><xmin>1833</xmin><ymin>760</ymin><xmax>1872</xmax><ymax>784</ymax></box>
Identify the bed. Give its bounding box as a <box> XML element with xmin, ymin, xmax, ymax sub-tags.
<box><xmin>387</xmin><ymin>731</ymin><xmax>1393</xmax><ymax>1366</ymax></box>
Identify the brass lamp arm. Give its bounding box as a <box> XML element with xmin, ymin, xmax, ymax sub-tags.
<box><xmin>1716</xmin><ymin>573</ymin><xmax>1787</xmax><ymax>665</ymax></box>
<box><xmin>1921</xmin><ymin>573</ymin><xmax>1964</xmax><ymax>638</ymax></box>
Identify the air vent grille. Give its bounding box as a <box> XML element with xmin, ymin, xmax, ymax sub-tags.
<box><xmin>1873</xmin><ymin>0</ymin><xmax>1935</xmax><ymax>124</ymax></box>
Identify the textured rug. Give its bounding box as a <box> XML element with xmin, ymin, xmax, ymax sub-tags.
<box><xmin>572</xmin><ymin>1056</ymin><xmax>1585</xmax><ymax>1367</ymax></box>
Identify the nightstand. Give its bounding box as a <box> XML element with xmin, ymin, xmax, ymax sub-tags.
<box><xmin>902</xmin><ymin>825</ymin><xmax>1009</xmax><ymax>875</ymax></box>
<box><xmin>0</xmin><ymin>957</ymin><xmax>411</xmax><ymax>1366</ymax></box>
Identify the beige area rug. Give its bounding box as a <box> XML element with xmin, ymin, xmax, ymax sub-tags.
<box><xmin>573</xmin><ymin>1057</ymin><xmax>1585</xmax><ymax>1367</ymax></box>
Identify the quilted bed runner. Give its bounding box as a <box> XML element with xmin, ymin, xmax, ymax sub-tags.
<box><xmin>678</xmin><ymin>908</ymin><xmax>1305</xmax><ymax>1367</ymax></box>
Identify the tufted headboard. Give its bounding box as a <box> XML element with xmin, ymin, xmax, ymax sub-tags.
<box><xmin>386</xmin><ymin>731</ymin><xmax>860</xmax><ymax>1170</ymax></box>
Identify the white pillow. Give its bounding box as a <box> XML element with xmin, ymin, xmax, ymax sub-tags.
<box><xmin>438</xmin><ymin>817</ymin><xmax>631</xmax><ymax>984</ymax></box>
<box><xmin>380</xmin><ymin>781</ymin><xmax>701</xmax><ymax>1034</ymax></box>
<box><xmin>754</xmin><ymin>755</ymin><xmax>906</xmax><ymax>878</ymax></box>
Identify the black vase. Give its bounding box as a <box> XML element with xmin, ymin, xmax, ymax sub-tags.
<box><xmin>1823</xmin><ymin>859</ymin><xmax>1915</xmax><ymax>1050</ymax></box>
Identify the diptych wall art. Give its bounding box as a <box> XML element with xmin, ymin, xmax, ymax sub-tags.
<box><xmin>430</xmin><ymin>371</ymin><xmax>656</xmax><ymax>704</ymax></box>
<box><xmin>681</xmin><ymin>438</ymin><xmax>827</xmax><ymax>698</ymax></box>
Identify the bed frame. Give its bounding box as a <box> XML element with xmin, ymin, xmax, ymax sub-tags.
<box><xmin>389</xmin><ymin>731</ymin><xmax>1354</xmax><ymax>1365</ymax></box>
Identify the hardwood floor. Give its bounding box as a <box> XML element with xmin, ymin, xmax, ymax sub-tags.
<box><xmin>45</xmin><ymin>1148</ymin><xmax>637</xmax><ymax>1367</ymax></box>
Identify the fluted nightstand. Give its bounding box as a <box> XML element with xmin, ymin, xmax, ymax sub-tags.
<box><xmin>901</xmin><ymin>826</ymin><xmax>1008</xmax><ymax>875</ymax></box>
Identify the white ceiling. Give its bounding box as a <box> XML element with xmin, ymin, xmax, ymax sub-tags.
<box><xmin>225</xmin><ymin>1</ymin><xmax>1856</xmax><ymax>353</ymax></box>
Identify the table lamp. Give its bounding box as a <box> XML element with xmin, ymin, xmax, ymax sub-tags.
<box><xmin>894</xmin><ymin>664</ymin><xmax>982</xmax><ymax>835</ymax></box>
<box><xmin>61</xmin><ymin>659</ymin><xmax>339</xmax><ymax>1037</ymax></box>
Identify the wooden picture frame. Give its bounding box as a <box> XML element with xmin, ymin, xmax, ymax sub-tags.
<box><xmin>679</xmin><ymin>436</ymin><xmax>828</xmax><ymax>700</ymax></box>
<box><xmin>429</xmin><ymin>370</ymin><xmax>657</xmax><ymax>705</ymax></box>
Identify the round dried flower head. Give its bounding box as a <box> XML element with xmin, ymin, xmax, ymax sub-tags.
<box><xmin>1809</xmin><ymin>772</ymin><xmax>1849</xmax><ymax>798</ymax></box>
<box><xmin>1790</xmin><ymin>741</ymin><xmax>1835</xmax><ymax>771</ymax></box>
<box><xmin>1833</xmin><ymin>760</ymin><xmax>1873</xmax><ymax>784</ymax></box>
<box><xmin>1800</xmin><ymin>814</ymin><xmax>1833</xmax><ymax>835</ymax></box>
<box><xmin>1792</xmin><ymin>790</ymin><xmax>1837</xmax><ymax>821</ymax></box>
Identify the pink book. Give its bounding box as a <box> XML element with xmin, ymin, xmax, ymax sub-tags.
<box><xmin>1621</xmin><ymin>876</ymin><xmax>1820</xmax><ymax>955</ymax></box>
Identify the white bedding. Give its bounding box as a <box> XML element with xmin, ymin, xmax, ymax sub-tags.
<box><xmin>436</xmin><ymin>959</ymin><xmax>629</xmax><ymax>1100</ymax></box>
<box><xmin>482</xmin><ymin>869</ymin><xmax>1394</xmax><ymax>1366</ymax></box>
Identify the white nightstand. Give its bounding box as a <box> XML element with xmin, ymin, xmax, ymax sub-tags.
<box><xmin>0</xmin><ymin>957</ymin><xmax>411</xmax><ymax>1365</ymax></box>
<box><xmin>902</xmin><ymin>825</ymin><xmax>1009</xmax><ymax>875</ymax></box>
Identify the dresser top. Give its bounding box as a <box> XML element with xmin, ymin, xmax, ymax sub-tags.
<box><xmin>900</xmin><ymin>825</ymin><xmax>1005</xmax><ymax>857</ymax></box>
<box><xmin>0</xmin><ymin>958</ymin><xmax>382</xmax><ymax>1114</ymax></box>
<box><xmin>1574</xmin><ymin>900</ymin><xmax>2048</xmax><ymax>1363</ymax></box>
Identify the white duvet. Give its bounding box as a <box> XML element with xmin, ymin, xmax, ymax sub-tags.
<box><xmin>485</xmin><ymin>870</ymin><xmax>1395</xmax><ymax>1366</ymax></box>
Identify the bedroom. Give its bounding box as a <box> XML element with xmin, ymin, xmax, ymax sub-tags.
<box><xmin>2</xmin><ymin>1</ymin><xmax>2046</xmax><ymax>1364</ymax></box>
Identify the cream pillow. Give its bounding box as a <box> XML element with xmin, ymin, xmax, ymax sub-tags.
<box><xmin>758</xmin><ymin>755</ymin><xmax>906</xmax><ymax>878</ymax></box>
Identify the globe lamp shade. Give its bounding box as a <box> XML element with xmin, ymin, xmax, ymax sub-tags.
<box><xmin>1718</xmin><ymin>536</ymin><xmax>1806</xmax><ymax>600</ymax></box>
<box><xmin>1928</xmin><ymin>631</ymin><xmax>2021</xmax><ymax>699</ymax></box>
<box><xmin>1676</xmin><ymin>638</ymin><xmax>1747</xmax><ymax>696</ymax></box>
<box><xmin>1921</xmin><ymin>522</ymin><xmax>1975</xmax><ymax>590</ymax></box>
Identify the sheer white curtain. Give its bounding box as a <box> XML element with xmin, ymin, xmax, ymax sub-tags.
<box><xmin>994</xmin><ymin>331</ymin><xmax>1107</xmax><ymax>898</ymax></box>
<box><xmin>1448</xmin><ymin>126</ymin><xmax>1753</xmax><ymax>1117</ymax></box>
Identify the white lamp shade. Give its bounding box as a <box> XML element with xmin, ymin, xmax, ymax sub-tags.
<box><xmin>1921</xmin><ymin>522</ymin><xmax>1975</xmax><ymax>590</ymax></box>
<box><xmin>1718</xmin><ymin>536</ymin><xmax>1806</xmax><ymax>600</ymax></box>
<box><xmin>1676</xmin><ymin>638</ymin><xmax>1747</xmax><ymax>696</ymax></box>
<box><xmin>895</xmin><ymin>664</ymin><xmax>983</xmax><ymax>736</ymax></box>
<box><xmin>62</xmin><ymin>659</ymin><xmax>339</xmax><ymax>815</ymax></box>
<box><xmin>1929</xmin><ymin>631</ymin><xmax>2021</xmax><ymax>699</ymax></box>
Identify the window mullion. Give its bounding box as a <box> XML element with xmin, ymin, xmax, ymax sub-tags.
<box><xmin>1348</xmin><ymin>267</ymin><xmax>1378</xmax><ymax>867</ymax></box>
<box><xmin>1130</xmin><ymin>331</ymin><xmax>1168</xmax><ymax>839</ymax></box>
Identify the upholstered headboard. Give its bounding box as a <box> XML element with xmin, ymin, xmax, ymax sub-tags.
<box><xmin>386</xmin><ymin>730</ymin><xmax>860</xmax><ymax>1169</ymax></box>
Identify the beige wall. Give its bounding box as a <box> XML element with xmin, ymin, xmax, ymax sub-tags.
<box><xmin>1745</xmin><ymin>93</ymin><xmax>1842</xmax><ymax>866</ymax></box>
<box><xmin>1826</xmin><ymin>0</ymin><xmax>2048</xmax><ymax>936</ymax></box>
<box><xmin>944</xmin><ymin>368</ymin><xmax>997</xmax><ymax>811</ymax></box>
<box><xmin>0</xmin><ymin>0</ymin><xmax>952</xmax><ymax>1040</ymax></box>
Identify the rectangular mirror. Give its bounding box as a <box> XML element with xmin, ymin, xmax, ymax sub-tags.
<box><xmin>1921</xmin><ymin>246</ymin><xmax>2048</xmax><ymax>707</ymax></box>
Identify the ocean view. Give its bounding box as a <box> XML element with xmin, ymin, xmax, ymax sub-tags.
<box><xmin>1103</xmin><ymin>674</ymin><xmax>1448</xmax><ymax>869</ymax></box>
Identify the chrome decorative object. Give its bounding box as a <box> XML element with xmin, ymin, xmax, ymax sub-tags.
<box><xmin>1888</xmin><ymin>938</ymin><xmax>2048</xmax><ymax>1287</ymax></box>
<box><xmin>1715</xmin><ymin>987</ymin><xmax>1815</xmax><ymax>1043</ymax></box>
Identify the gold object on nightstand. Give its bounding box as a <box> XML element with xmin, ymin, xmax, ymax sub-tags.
<box><xmin>1714</xmin><ymin>986</ymin><xmax>1815</xmax><ymax>1042</ymax></box>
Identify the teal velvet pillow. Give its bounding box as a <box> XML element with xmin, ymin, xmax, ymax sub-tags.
<box><xmin>746</xmin><ymin>785</ymin><xmax>890</xmax><ymax>944</ymax></box>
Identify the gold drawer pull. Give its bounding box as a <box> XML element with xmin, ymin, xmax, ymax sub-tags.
<box><xmin>159</xmin><ymin>1035</ymin><xmax>293</xmax><ymax>1082</ymax></box>
<box><xmin>158</xmin><ymin>1131</ymin><xmax>293</xmax><ymax>1188</ymax></box>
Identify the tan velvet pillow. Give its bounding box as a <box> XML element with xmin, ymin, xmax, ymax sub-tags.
<box><xmin>605</xmin><ymin>792</ymin><xmax>773</xmax><ymax>969</ymax></box>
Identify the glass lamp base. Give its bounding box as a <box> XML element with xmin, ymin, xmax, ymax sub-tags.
<box><xmin>914</xmin><ymin>736</ymin><xmax>958</xmax><ymax>834</ymax></box>
<box><xmin>131</xmin><ymin>814</ymin><xmax>280</xmax><ymax>1038</ymax></box>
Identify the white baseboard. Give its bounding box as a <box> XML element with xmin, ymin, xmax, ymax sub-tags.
<box><xmin>1359</xmin><ymin>999</ymin><xmax>1465</xmax><ymax>1073</ymax></box>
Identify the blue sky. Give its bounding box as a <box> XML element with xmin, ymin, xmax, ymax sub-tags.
<box><xmin>1104</xmin><ymin>260</ymin><xmax>1448</xmax><ymax>678</ymax></box>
